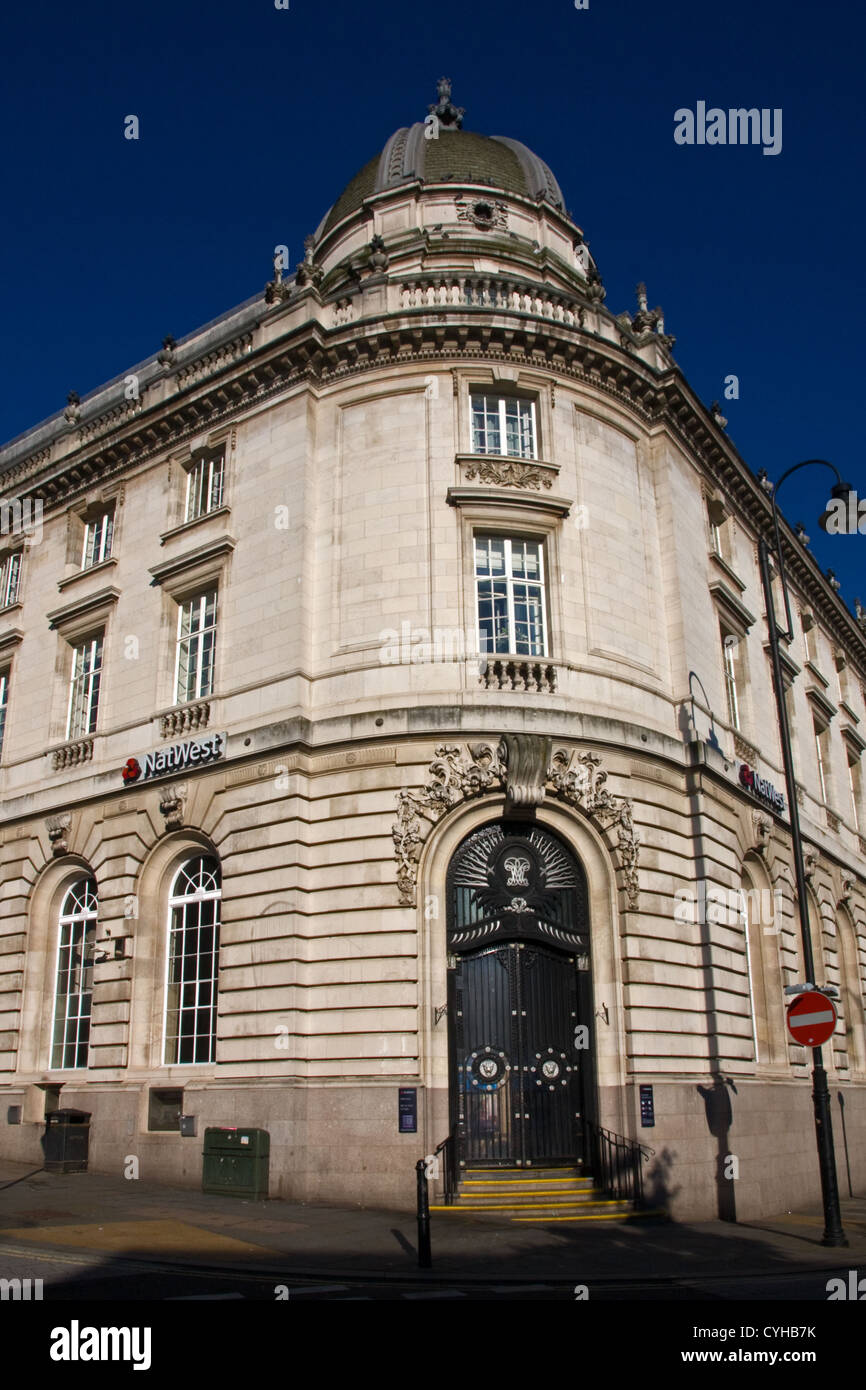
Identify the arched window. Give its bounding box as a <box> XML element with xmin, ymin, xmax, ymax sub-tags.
<box><xmin>837</xmin><ymin>908</ymin><xmax>866</xmax><ymax>1074</ymax></box>
<box><xmin>795</xmin><ymin>889</ymin><xmax>837</xmax><ymax>1075</ymax></box>
<box><xmin>51</xmin><ymin>878</ymin><xmax>97</xmax><ymax>1069</ymax></box>
<box><xmin>741</xmin><ymin>863</ymin><xmax>786</xmax><ymax>1066</ymax></box>
<box><xmin>164</xmin><ymin>855</ymin><xmax>221</xmax><ymax>1065</ymax></box>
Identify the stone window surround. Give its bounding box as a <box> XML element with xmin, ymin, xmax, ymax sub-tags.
<box><xmin>64</xmin><ymin>485</ymin><xmax>123</xmax><ymax>576</ymax></box>
<box><xmin>149</xmin><ymin>536</ymin><xmax>234</xmax><ymax>715</ymax></box>
<box><xmin>711</xmin><ymin>580</ymin><xmax>756</xmax><ymax>739</ymax></box>
<box><xmin>165</xmin><ymin>425</ymin><xmax>235</xmax><ymax>534</ymax></box>
<box><xmin>42</xmin><ymin>588</ymin><xmax>117</xmax><ymax>745</ymax></box>
<box><xmin>452</xmin><ymin>365</ymin><xmax>553</xmax><ymax>459</ymax></box>
<box><xmin>449</xmin><ymin>494</ymin><xmax>568</xmax><ymax>665</ymax></box>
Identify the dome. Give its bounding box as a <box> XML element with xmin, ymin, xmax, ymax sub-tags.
<box><xmin>319</xmin><ymin>80</ymin><xmax>566</xmax><ymax>236</ymax></box>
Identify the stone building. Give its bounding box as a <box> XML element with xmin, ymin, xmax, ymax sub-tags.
<box><xmin>0</xmin><ymin>81</ymin><xmax>863</xmax><ymax>1221</ymax></box>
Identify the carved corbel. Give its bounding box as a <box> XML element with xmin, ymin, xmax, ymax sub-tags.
<box><xmin>46</xmin><ymin>813</ymin><xmax>72</xmax><ymax>857</ymax></box>
<box><xmin>499</xmin><ymin>733</ymin><xmax>552</xmax><ymax>811</ymax></box>
<box><xmin>751</xmin><ymin>810</ymin><xmax>772</xmax><ymax>857</ymax></box>
<box><xmin>159</xmin><ymin>782</ymin><xmax>187</xmax><ymax>832</ymax></box>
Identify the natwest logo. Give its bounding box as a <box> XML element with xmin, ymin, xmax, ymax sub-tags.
<box><xmin>739</xmin><ymin>762</ymin><xmax>785</xmax><ymax>814</ymax></box>
<box><xmin>120</xmin><ymin>733</ymin><xmax>226</xmax><ymax>785</ymax></box>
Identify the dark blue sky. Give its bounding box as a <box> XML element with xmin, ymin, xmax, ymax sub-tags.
<box><xmin>2</xmin><ymin>0</ymin><xmax>863</xmax><ymax>602</ymax></box>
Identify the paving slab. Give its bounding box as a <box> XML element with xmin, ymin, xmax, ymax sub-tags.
<box><xmin>1</xmin><ymin>1159</ymin><xmax>863</xmax><ymax>1284</ymax></box>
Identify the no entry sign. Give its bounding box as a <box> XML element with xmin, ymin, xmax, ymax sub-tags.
<box><xmin>786</xmin><ymin>991</ymin><xmax>837</xmax><ymax>1046</ymax></box>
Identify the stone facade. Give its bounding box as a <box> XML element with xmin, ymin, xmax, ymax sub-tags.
<box><xmin>0</xmin><ymin>88</ymin><xmax>864</xmax><ymax>1220</ymax></box>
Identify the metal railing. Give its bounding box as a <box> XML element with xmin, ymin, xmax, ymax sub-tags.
<box><xmin>415</xmin><ymin>1131</ymin><xmax>457</xmax><ymax>1268</ymax></box>
<box><xmin>584</xmin><ymin>1120</ymin><xmax>653</xmax><ymax>1210</ymax></box>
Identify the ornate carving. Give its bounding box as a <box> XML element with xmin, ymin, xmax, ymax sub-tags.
<box><xmin>803</xmin><ymin>845</ymin><xmax>818</xmax><ymax>881</ymax></box>
<box><xmin>839</xmin><ymin>876</ymin><xmax>855</xmax><ymax>907</ymax></box>
<box><xmin>157</xmin><ymin>334</ymin><xmax>177</xmax><ymax>366</ymax></box>
<box><xmin>46</xmin><ymin>812</ymin><xmax>72</xmax><ymax>857</ymax></box>
<box><xmin>547</xmin><ymin>749</ymin><xmax>640</xmax><ymax>908</ymax></box>
<box><xmin>392</xmin><ymin>742</ymin><xmax>639</xmax><ymax>910</ymax></box>
<box><xmin>368</xmin><ymin>235</ymin><xmax>389</xmax><ymax>271</ymax></box>
<box><xmin>428</xmin><ymin>76</ymin><xmax>465</xmax><ymax>130</ymax></box>
<box><xmin>455</xmin><ymin>198</ymin><xmax>507</xmax><ymax>231</ymax></box>
<box><xmin>159</xmin><ymin>781</ymin><xmax>188</xmax><ymax>831</ymax></box>
<box><xmin>393</xmin><ymin>743</ymin><xmax>506</xmax><ymax>905</ymax></box>
<box><xmin>294</xmin><ymin>234</ymin><xmax>324</xmax><ymax>289</ymax></box>
<box><xmin>751</xmin><ymin>809</ymin><xmax>772</xmax><ymax>857</ymax></box>
<box><xmin>500</xmin><ymin>733</ymin><xmax>552</xmax><ymax>810</ymax></box>
<box><xmin>734</xmin><ymin>732</ymin><xmax>760</xmax><ymax>766</ymax></box>
<box><xmin>463</xmin><ymin>458</ymin><xmax>553</xmax><ymax>490</ymax></box>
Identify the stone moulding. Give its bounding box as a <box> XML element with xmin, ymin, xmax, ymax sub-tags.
<box><xmin>460</xmin><ymin>457</ymin><xmax>554</xmax><ymax>490</ymax></box>
<box><xmin>392</xmin><ymin>741</ymin><xmax>640</xmax><ymax>909</ymax></box>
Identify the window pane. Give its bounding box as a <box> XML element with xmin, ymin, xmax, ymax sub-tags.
<box><xmin>176</xmin><ymin>592</ymin><xmax>217</xmax><ymax>703</ymax></box>
<box><xmin>67</xmin><ymin>636</ymin><xmax>103</xmax><ymax>739</ymax></box>
<box><xmin>475</xmin><ymin>534</ymin><xmax>546</xmax><ymax>657</ymax></box>
<box><xmin>52</xmin><ymin>878</ymin><xmax>97</xmax><ymax>1069</ymax></box>
<box><xmin>0</xmin><ymin>671</ymin><xmax>8</xmax><ymax>759</ymax></box>
<box><xmin>1</xmin><ymin>552</ymin><xmax>21</xmax><ymax>607</ymax></box>
<box><xmin>164</xmin><ymin>857</ymin><xmax>222</xmax><ymax>1065</ymax></box>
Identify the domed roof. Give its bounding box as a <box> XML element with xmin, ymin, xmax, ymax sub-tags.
<box><xmin>319</xmin><ymin>80</ymin><xmax>566</xmax><ymax>236</ymax></box>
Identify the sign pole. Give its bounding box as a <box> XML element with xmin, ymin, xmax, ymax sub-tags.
<box><xmin>759</xmin><ymin>538</ymin><xmax>847</xmax><ymax>1247</ymax></box>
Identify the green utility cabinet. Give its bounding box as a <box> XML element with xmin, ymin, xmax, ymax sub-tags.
<box><xmin>202</xmin><ymin>1127</ymin><xmax>270</xmax><ymax>1198</ymax></box>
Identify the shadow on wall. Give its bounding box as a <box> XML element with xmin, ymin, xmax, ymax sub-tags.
<box><xmin>643</xmin><ymin>1146</ymin><xmax>680</xmax><ymax>1213</ymax></box>
<box><xmin>697</xmin><ymin>1073</ymin><xmax>737</xmax><ymax>1223</ymax></box>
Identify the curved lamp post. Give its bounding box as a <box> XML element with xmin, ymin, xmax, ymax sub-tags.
<box><xmin>759</xmin><ymin>458</ymin><xmax>854</xmax><ymax>1247</ymax></box>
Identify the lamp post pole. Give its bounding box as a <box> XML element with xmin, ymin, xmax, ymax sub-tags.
<box><xmin>758</xmin><ymin>458</ymin><xmax>850</xmax><ymax>1247</ymax></box>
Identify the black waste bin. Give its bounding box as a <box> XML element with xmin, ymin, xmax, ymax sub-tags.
<box><xmin>44</xmin><ymin>1108</ymin><xmax>91</xmax><ymax>1173</ymax></box>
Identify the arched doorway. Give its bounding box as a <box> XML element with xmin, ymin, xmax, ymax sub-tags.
<box><xmin>446</xmin><ymin>820</ymin><xmax>594</xmax><ymax>1168</ymax></box>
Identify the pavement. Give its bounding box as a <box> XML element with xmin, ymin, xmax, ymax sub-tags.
<box><xmin>0</xmin><ymin>1157</ymin><xmax>864</xmax><ymax>1292</ymax></box>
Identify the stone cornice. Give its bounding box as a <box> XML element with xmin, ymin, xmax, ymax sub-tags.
<box><xmin>2</xmin><ymin>303</ymin><xmax>864</xmax><ymax>672</ymax></box>
<box><xmin>148</xmin><ymin>535</ymin><xmax>236</xmax><ymax>587</ymax></box>
<box><xmin>46</xmin><ymin>586</ymin><xmax>120</xmax><ymax>633</ymax></box>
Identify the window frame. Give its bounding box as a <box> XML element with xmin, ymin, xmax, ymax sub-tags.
<box><xmin>163</xmin><ymin>856</ymin><xmax>222</xmax><ymax>1067</ymax></box>
<box><xmin>184</xmin><ymin>449</ymin><xmax>226</xmax><ymax>525</ymax></box>
<box><xmin>0</xmin><ymin>667</ymin><xmax>9</xmax><ymax>760</ymax></box>
<box><xmin>845</xmin><ymin>742</ymin><xmax>862</xmax><ymax>832</ymax></box>
<box><xmin>470</xmin><ymin>393</ymin><xmax>538</xmax><ymax>461</ymax></box>
<box><xmin>66</xmin><ymin>633</ymin><xmax>104</xmax><ymax>740</ymax></box>
<box><xmin>474</xmin><ymin>532</ymin><xmax>548</xmax><ymax>658</ymax></box>
<box><xmin>720</xmin><ymin>623</ymin><xmax>741</xmax><ymax>731</ymax></box>
<box><xmin>81</xmin><ymin>509</ymin><xmax>114</xmax><ymax>570</ymax></box>
<box><xmin>813</xmin><ymin>716</ymin><xmax>830</xmax><ymax>804</ymax></box>
<box><xmin>174</xmin><ymin>589</ymin><xmax>217</xmax><ymax>704</ymax></box>
<box><xmin>51</xmin><ymin>878</ymin><xmax>98</xmax><ymax>1071</ymax></box>
<box><xmin>0</xmin><ymin>549</ymin><xmax>22</xmax><ymax>608</ymax></box>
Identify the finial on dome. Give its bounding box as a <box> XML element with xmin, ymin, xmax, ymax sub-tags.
<box><xmin>428</xmin><ymin>77</ymin><xmax>465</xmax><ymax>130</ymax></box>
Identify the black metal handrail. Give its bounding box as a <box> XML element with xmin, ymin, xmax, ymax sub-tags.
<box><xmin>415</xmin><ymin>1131</ymin><xmax>457</xmax><ymax>1268</ymax></box>
<box><xmin>584</xmin><ymin>1120</ymin><xmax>654</xmax><ymax>1210</ymax></box>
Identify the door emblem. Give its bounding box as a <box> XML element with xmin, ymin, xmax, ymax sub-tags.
<box><xmin>466</xmin><ymin>1049</ymin><xmax>509</xmax><ymax>1091</ymax></box>
<box><xmin>503</xmin><ymin>855</ymin><xmax>531</xmax><ymax>887</ymax></box>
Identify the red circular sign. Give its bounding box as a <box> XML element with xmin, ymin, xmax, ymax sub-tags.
<box><xmin>786</xmin><ymin>991</ymin><xmax>837</xmax><ymax>1046</ymax></box>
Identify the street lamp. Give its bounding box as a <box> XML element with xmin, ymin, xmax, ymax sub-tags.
<box><xmin>758</xmin><ymin>458</ymin><xmax>855</xmax><ymax>1248</ymax></box>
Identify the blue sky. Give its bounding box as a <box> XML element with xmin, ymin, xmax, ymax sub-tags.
<box><xmin>1</xmin><ymin>0</ymin><xmax>863</xmax><ymax>602</ymax></box>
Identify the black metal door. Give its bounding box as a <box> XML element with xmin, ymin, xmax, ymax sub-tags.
<box><xmin>453</xmin><ymin>941</ymin><xmax>583</xmax><ymax>1167</ymax></box>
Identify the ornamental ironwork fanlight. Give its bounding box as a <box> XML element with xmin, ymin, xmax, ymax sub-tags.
<box><xmin>447</xmin><ymin>821</ymin><xmax>589</xmax><ymax>953</ymax></box>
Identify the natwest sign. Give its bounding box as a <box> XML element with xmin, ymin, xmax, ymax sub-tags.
<box><xmin>739</xmin><ymin>762</ymin><xmax>785</xmax><ymax>815</ymax></box>
<box><xmin>121</xmin><ymin>732</ymin><xmax>227</xmax><ymax>785</ymax></box>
